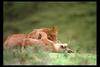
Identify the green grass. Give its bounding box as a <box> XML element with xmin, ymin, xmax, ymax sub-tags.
<box><xmin>49</xmin><ymin>53</ymin><xmax>96</xmax><ymax>65</ymax></box>
<box><xmin>3</xmin><ymin>46</ymin><xmax>96</xmax><ymax>65</ymax></box>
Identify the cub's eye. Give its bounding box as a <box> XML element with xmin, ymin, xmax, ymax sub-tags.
<box><xmin>60</xmin><ymin>45</ymin><xmax>67</xmax><ymax>48</ymax></box>
<box><xmin>60</xmin><ymin>45</ymin><xmax>64</xmax><ymax>48</ymax></box>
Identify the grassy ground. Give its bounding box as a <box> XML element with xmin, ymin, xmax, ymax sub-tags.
<box><xmin>3</xmin><ymin>45</ymin><xmax>96</xmax><ymax>65</ymax></box>
<box><xmin>3</xmin><ymin>2</ymin><xmax>96</xmax><ymax>65</ymax></box>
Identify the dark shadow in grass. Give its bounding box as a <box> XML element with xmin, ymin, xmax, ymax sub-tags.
<box><xmin>4</xmin><ymin>26</ymin><xmax>21</xmax><ymax>34</ymax></box>
<box><xmin>28</xmin><ymin>20</ymin><xmax>40</xmax><ymax>26</ymax></box>
<box><xmin>86</xmin><ymin>10</ymin><xmax>96</xmax><ymax>16</ymax></box>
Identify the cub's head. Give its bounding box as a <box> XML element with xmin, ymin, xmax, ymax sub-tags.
<box><xmin>42</xmin><ymin>26</ymin><xmax>58</xmax><ymax>42</ymax></box>
<box><xmin>54</xmin><ymin>43</ymin><xmax>74</xmax><ymax>53</ymax></box>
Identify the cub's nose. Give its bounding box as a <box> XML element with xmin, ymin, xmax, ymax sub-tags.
<box><xmin>67</xmin><ymin>49</ymin><xmax>74</xmax><ymax>53</ymax></box>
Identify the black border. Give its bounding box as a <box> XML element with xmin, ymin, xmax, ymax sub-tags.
<box><xmin>2</xmin><ymin>0</ymin><xmax>98</xmax><ymax>67</ymax></box>
<box><xmin>1</xmin><ymin>0</ymin><xmax>3</xmax><ymax>66</ymax></box>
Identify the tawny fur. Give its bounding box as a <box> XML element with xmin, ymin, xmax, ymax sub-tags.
<box><xmin>27</xmin><ymin>27</ymin><xmax>58</xmax><ymax>43</ymax></box>
<box><xmin>4</xmin><ymin>27</ymin><xmax>73</xmax><ymax>53</ymax></box>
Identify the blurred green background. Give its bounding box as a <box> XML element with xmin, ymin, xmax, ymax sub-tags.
<box><xmin>3</xmin><ymin>2</ymin><xmax>97</xmax><ymax>65</ymax></box>
<box><xmin>3</xmin><ymin>2</ymin><xmax>96</xmax><ymax>54</ymax></box>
